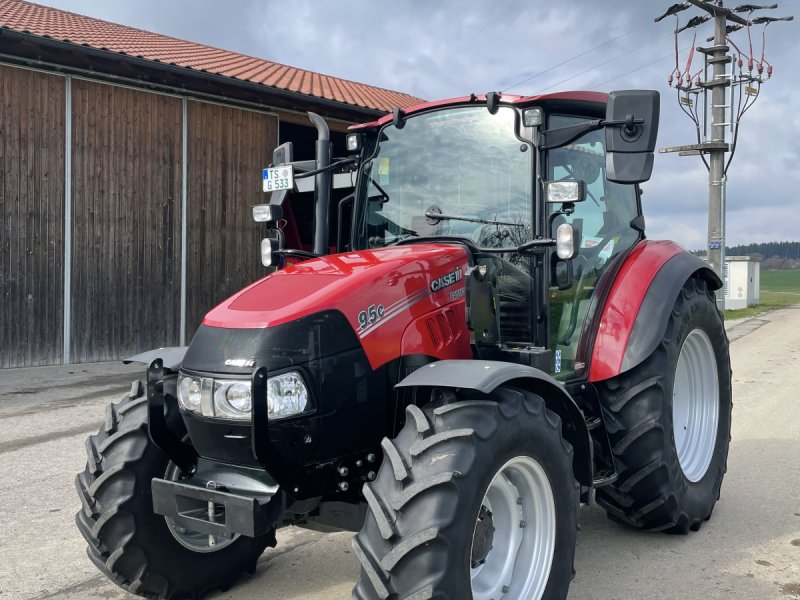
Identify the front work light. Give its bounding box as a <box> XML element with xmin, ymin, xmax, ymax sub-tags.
<box><xmin>177</xmin><ymin>371</ymin><xmax>312</xmax><ymax>422</ymax></box>
<box><xmin>252</xmin><ymin>204</ymin><xmax>283</xmax><ymax>223</ymax></box>
<box><xmin>545</xmin><ymin>180</ymin><xmax>587</xmax><ymax>204</ymax></box>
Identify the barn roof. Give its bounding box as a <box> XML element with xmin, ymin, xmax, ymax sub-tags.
<box><xmin>0</xmin><ymin>0</ymin><xmax>422</xmax><ymax>113</ymax></box>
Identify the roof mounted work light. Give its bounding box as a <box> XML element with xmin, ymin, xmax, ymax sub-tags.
<box><xmin>523</xmin><ymin>107</ymin><xmax>544</xmax><ymax>127</ymax></box>
<box><xmin>346</xmin><ymin>133</ymin><xmax>363</xmax><ymax>152</ymax></box>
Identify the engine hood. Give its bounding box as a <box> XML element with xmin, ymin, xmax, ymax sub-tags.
<box><xmin>201</xmin><ymin>244</ymin><xmax>471</xmax><ymax>369</ymax></box>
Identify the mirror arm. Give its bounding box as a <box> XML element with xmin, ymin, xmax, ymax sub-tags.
<box><xmin>539</xmin><ymin>120</ymin><xmax>602</xmax><ymax>150</ymax></box>
<box><xmin>540</xmin><ymin>116</ymin><xmax>645</xmax><ymax>150</ymax></box>
<box><xmin>517</xmin><ymin>238</ymin><xmax>556</xmax><ymax>253</ymax></box>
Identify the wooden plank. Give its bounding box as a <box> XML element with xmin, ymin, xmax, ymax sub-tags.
<box><xmin>70</xmin><ymin>80</ymin><xmax>182</xmax><ymax>362</ymax></box>
<box><xmin>0</xmin><ymin>64</ymin><xmax>65</xmax><ymax>368</ymax></box>
<box><xmin>186</xmin><ymin>101</ymin><xmax>278</xmax><ymax>336</ymax></box>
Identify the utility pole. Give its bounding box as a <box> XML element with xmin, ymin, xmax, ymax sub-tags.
<box><xmin>702</xmin><ymin>3</ymin><xmax>742</xmax><ymax>302</ymax></box>
<box><xmin>656</xmin><ymin>1</ymin><xmax>793</xmax><ymax>311</ymax></box>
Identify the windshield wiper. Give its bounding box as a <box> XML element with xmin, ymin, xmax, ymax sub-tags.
<box><xmin>424</xmin><ymin>209</ymin><xmax>524</xmax><ymax>228</ymax></box>
<box><xmin>384</xmin><ymin>232</ymin><xmax>418</xmax><ymax>245</ymax></box>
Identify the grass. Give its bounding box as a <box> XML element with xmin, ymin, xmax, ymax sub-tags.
<box><xmin>724</xmin><ymin>270</ymin><xmax>800</xmax><ymax>320</ymax></box>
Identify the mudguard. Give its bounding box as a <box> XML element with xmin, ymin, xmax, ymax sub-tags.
<box><xmin>396</xmin><ymin>359</ymin><xmax>593</xmax><ymax>486</ymax></box>
<box><xmin>588</xmin><ymin>241</ymin><xmax>721</xmax><ymax>382</ymax></box>
<box><xmin>124</xmin><ymin>347</ymin><xmax>187</xmax><ymax>371</ymax></box>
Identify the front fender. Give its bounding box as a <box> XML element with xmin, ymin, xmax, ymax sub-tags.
<box><xmin>588</xmin><ymin>241</ymin><xmax>721</xmax><ymax>382</ymax></box>
<box><xmin>124</xmin><ymin>347</ymin><xmax>187</xmax><ymax>371</ymax></box>
<box><xmin>396</xmin><ymin>360</ymin><xmax>593</xmax><ymax>486</ymax></box>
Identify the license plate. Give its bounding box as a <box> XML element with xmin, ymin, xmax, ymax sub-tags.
<box><xmin>262</xmin><ymin>166</ymin><xmax>294</xmax><ymax>192</ymax></box>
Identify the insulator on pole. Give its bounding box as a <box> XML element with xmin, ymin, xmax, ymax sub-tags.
<box><xmin>668</xmin><ymin>73</ymin><xmax>674</xmax><ymax>86</ymax></box>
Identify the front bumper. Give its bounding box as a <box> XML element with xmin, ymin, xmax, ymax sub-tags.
<box><xmin>152</xmin><ymin>475</ymin><xmax>285</xmax><ymax>538</ymax></box>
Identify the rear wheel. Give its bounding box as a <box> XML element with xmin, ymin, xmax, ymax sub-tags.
<box><xmin>596</xmin><ymin>277</ymin><xmax>732</xmax><ymax>533</ymax></box>
<box><xmin>353</xmin><ymin>386</ymin><xmax>578</xmax><ymax>600</ymax></box>
<box><xmin>75</xmin><ymin>381</ymin><xmax>274</xmax><ymax>599</ymax></box>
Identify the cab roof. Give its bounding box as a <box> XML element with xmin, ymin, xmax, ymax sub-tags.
<box><xmin>349</xmin><ymin>91</ymin><xmax>609</xmax><ymax>130</ymax></box>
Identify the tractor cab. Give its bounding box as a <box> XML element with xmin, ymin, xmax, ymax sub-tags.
<box><xmin>261</xmin><ymin>90</ymin><xmax>659</xmax><ymax>381</ymax></box>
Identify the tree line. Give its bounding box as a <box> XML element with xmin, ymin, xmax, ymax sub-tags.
<box><xmin>692</xmin><ymin>241</ymin><xmax>800</xmax><ymax>270</ymax></box>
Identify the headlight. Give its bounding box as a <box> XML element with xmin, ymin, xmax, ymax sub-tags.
<box><xmin>267</xmin><ymin>371</ymin><xmax>310</xmax><ymax>419</ymax></box>
<box><xmin>213</xmin><ymin>380</ymin><xmax>253</xmax><ymax>418</ymax></box>
<box><xmin>177</xmin><ymin>371</ymin><xmax>311</xmax><ymax>421</ymax></box>
<box><xmin>177</xmin><ymin>376</ymin><xmax>202</xmax><ymax>414</ymax></box>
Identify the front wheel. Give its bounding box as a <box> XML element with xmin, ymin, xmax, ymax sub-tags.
<box><xmin>75</xmin><ymin>382</ymin><xmax>275</xmax><ymax>599</ymax></box>
<box><xmin>596</xmin><ymin>277</ymin><xmax>732</xmax><ymax>533</ymax></box>
<box><xmin>353</xmin><ymin>386</ymin><xmax>578</xmax><ymax>600</ymax></box>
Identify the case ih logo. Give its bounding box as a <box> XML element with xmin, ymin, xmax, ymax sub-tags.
<box><xmin>224</xmin><ymin>358</ymin><xmax>255</xmax><ymax>368</ymax></box>
<box><xmin>430</xmin><ymin>266</ymin><xmax>463</xmax><ymax>292</ymax></box>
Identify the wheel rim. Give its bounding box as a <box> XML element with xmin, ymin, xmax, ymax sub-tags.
<box><xmin>673</xmin><ymin>328</ymin><xmax>720</xmax><ymax>482</ymax></box>
<box><xmin>471</xmin><ymin>456</ymin><xmax>556</xmax><ymax>600</ymax></box>
<box><xmin>163</xmin><ymin>462</ymin><xmax>239</xmax><ymax>553</ymax></box>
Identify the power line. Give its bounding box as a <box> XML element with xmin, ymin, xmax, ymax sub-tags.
<box><xmin>589</xmin><ymin>49</ymin><xmax>690</xmax><ymax>87</ymax></box>
<box><xmin>530</xmin><ymin>32</ymin><xmax>675</xmax><ymax>95</ymax></box>
<box><xmin>501</xmin><ymin>21</ymin><xmax>655</xmax><ymax>93</ymax></box>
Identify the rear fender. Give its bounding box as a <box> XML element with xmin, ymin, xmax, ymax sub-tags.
<box><xmin>588</xmin><ymin>242</ymin><xmax>722</xmax><ymax>382</ymax></box>
<box><xmin>396</xmin><ymin>360</ymin><xmax>593</xmax><ymax>486</ymax></box>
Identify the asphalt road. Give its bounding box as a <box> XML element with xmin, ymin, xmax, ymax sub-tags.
<box><xmin>0</xmin><ymin>308</ymin><xmax>798</xmax><ymax>600</ymax></box>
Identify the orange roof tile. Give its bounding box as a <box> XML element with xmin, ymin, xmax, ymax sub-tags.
<box><xmin>0</xmin><ymin>0</ymin><xmax>423</xmax><ymax>112</ymax></box>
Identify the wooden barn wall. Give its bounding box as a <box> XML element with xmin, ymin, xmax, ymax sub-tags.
<box><xmin>0</xmin><ymin>65</ymin><xmax>65</xmax><ymax>368</ymax></box>
<box><xmin>186</xmin><ymin>101</ymin><xmax>277</xmax><ymax>337</ymax></box>
<box><xmin>70</xmin><ymin>80</ymin><xmax>182</xmax><ymax>363</ymax></box>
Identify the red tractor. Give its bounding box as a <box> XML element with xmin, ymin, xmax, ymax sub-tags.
<box><xmin>76</xmin><ymin>89</ymin><xmax>731</xmax><ymax>599</ymax></box>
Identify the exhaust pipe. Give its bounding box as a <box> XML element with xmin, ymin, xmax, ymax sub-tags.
<box><xmin>308</xmin><ymin>112</ymin><xmax>331</xmax><ymax>256</ymax></box>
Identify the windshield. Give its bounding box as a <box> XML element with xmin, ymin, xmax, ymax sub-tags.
<box><xmin>358</xmin><ymin>106</ymin><xmax>533</xmax><ymax>249</ymax></box>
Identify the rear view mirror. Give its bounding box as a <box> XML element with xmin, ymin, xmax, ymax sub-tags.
<box><xmin>605</xmin><ymin>90</ymin><xmax>660</xmax><ymax>183</ymax></box>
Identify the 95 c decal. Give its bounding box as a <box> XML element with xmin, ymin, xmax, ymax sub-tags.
<box><xmin>358</xmin><ymin>304</ymin><xmax>385</xmax><ymax>330</ymax></box>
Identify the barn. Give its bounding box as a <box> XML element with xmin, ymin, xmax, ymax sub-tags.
<box><xmin>0</xmin><ymin>0</ymin><xmax>421</xmax><ymax>368</ymax></box>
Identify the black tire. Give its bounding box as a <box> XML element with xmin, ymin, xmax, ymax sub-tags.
<box><xmin>353</xmin><ymin>386</ymin><xmax>578</xmax><ymax>600</ymax></box>
<box><xmin>595</xmin><ymin>277</ymin><xmax>732</xmax><ymax>533</ymax></box>
<box><xmin>75</xmin><ymin>381</ymin><xmax>275</xmax><ymax>599</ymax></box>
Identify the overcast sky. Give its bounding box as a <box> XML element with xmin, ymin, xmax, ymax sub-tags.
<box><xmin>40</xmin><ymin>0</ymin><xmax>800</xmax><ymax>249</ymax></box>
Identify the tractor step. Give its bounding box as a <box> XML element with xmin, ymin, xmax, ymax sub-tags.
<box><xmin>592</xmin><ymin>469</ymin><xmax>618</xmax><ymax>487</ymax></box>
<box><xmin>585</xmin><ymin>416</ymin><xmax>602</xmax><ymax>431</ymax></box>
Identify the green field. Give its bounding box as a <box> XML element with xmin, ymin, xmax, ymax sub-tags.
<box><xmin>725</xmin><ymin>270</ymin><xmax>800</xmax><ymax>319</ymax></box>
